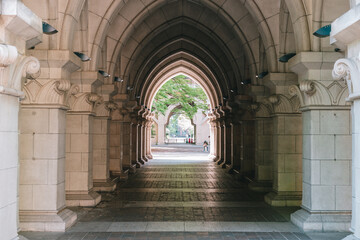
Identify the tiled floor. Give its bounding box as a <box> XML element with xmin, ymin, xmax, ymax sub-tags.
<box><xmin>21</xmin><ymin>145</ymin><xmax>350</xmax><ymax>240</ymax></box>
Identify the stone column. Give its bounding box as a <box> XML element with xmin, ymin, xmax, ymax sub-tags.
<box><xmin>229</xmin><ymin>121</ymin><xmax>242</xmax><ymax>172</ymax></box>
<box><xmin>130</xmin><ymin>113</ymin><xmax>141</xmax><ymax>168</ymax></box>
<box><xmin>109</xmin><ymin>108</ymin><xmax>130</xmax><ymax>181</ymax></box>
<box><xmin>66</xmin><ymin>110</ymin><xmax>101</xmax><ymax>206</ymax></box>
<box><xmin>121</xmin><ymin>111</ymin><xmax>137</xmax><ymax>173</ymax></box>
<box><xmin>263</xmin><ymin>94</ymin><xmax>303</xmax><ymax>206</ymax></box>
<box><xmin>137</xmin><ymin>118</ymin><xmax>146</xmax><ymax>164</ymax></box>
<box><xmin>331</xmin><ymin>7</ymin><xmax>360</xmax><ymax>238</ymax></box>
<box><xmin>0</xmin><ymin>3</ymin><xmax>42</xmax><ymax>237</ymax></box>
<box><xmin>288</xmin><ymin>52</ymin><xmax>352</xmax><ymax>231</ymax></box>
<box><xmin>0</xmin><ymin>45</ymin><xmax>43</xmax><ymax>238</ymax></box>
<box><xmin>240</xmin><ymin>117</ymin><xmax>256</xmax><ymax>178</ymax></box>
<box><xmin>19</xmin><ymin>50</ymin><xmax>80</xmax><ymax>231</ymax></box>
<box><xmin>92</xmin><ymin>101</ymin><xmax>117</xmax><ymax>192</ymax></box>
<box><xmin>249</xmin><ymin>105</ymin><xmax>273</xmax><ymax>192</ymax></box>
<box><xmin>145</xmin><ymin>116</ymin><xmax>154</xmax><ymax>159</ymax></box>
<box><xmin>207</xmin><ymin>115</ymin><xmax>217</xmax><ymax>160</ymax></box>
<box><xmin>65</xmin><ymin>71</ymin><xmax>104</xmax><ymax>206</ymax></box>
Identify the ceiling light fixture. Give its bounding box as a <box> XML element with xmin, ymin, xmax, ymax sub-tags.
<box><xmin>98</xmin><ymin>70</ymin><xmax>110</xmax><ymax>78</ymax></box>
<box><xmin>313</xmin><ymin>24</ymin><xmax>331</xmax><ymax>38</ymax></box>
<box><xmin>114</xmin><ymin>76</ymin><xmax>124</xmax><ymax>82</ymax></box>
<box><xmin>42</xmin><ymin>21</ymin><xmax>58</xmax><ymax>35</ymax></box>
<box><xmin>279</xmin><ymin>53</ymin><xmax>296</xmax><ymax>63</ymax></box>
<box><xmin>256</xmin><ymin>71</ymin><xmax>268</xmax><ymax>79</ymax></box>
<box><xmin>74</xmin><ymin>52</ymin><xmax>91</xmax><ymax>62</ymax></box>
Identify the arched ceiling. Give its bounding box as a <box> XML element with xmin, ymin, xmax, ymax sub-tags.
<box><xmin>86</xmin><ymin>0</ymin><xmax>280</xmax><ymax>98</ymax></box>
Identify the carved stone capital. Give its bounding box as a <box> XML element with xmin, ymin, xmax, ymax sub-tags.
<box><xmin>22</xmin><ymin>79</ymin><xmax>80</xmax><ymax>108</ymax></box>
<box><xmin>0</xmin><ymin>44</ymin><xmax>18</xmax><ymax>67</ymax></box>
<box><xmin>333</xmin><ymin>56</ymin><xmax>360</xmax><ymax>101</ymax></box>
<box><xmin>289</xmin><ymin>80</ymin><xmax>349</xmax><ymax>108</ymax></box>
<box><xmin>263</xmin><ymin>94</ymin><xmax>300</xmax><ymax>114</ymax></box>
<box><xmin>68</xmin><ymin>92</ymin><xmax>102</xmax><ymax>113</ymax></box>
<box><xmin>251</xmin><ymin>103</ymin><xmax>271</xmax><ymax>118</ymax></box>
<box><xmin>94</xmin><ymin>101</ymin><xmax>117</xmax><ymax>117</ymax></box>
<box><xmin>0</xmin><ymin>45</ymin><xmax>41</xmax><ymax>98</ymax></box>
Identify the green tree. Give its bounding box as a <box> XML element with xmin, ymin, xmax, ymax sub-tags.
<box><xmin>152</xmin><ymin>75</ymin><xmax>208</xmax><ymax>119</ymax></box>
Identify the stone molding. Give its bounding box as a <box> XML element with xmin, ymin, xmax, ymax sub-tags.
<box><xmin>289</xmin><ymin>80</ymin><xmax>349</xmax><ymax>108</ymax></box>
<box><xmin>22</xmin><ymin>79</ymin><xmax>80</xmax><ymax>108</ymax></box>
<box><xmin>94</xmin><ymin>101</ymin><xmax>117</xmax><ymax>117</ymax></box>
<box><xmin>262</xmin><ymin>94</ymin><xmax>300</xmax><ymax>115</ymax></box>
<box><xmin>333</xmin><ymin>56</ymin><xmax>360</xmax><ymax>102</ymax></box>
<box><xmin>68</xmin><ymin>92</ymin><xmax>103</xmax><ymax>113</ymax></box>
<box><xmin>0</xmin><ymin>44</ymin><xmax>41</xmax><ymax>98</ymax></box>
<box><xmin>251</xmin><ymin>103</ymin><xmax>271</xmax><ymax>118</ymax></box>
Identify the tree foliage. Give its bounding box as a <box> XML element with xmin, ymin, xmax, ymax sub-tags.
<box><xmin>152</xmin><ymin>75</ymin><xmax>209</xmax><ymax>119</ymax></box>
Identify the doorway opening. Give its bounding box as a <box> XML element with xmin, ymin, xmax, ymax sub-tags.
<box><xmin>150</xmin><ymin>74</ymin><xmax>211</xmax><ymax>162</ymax></box>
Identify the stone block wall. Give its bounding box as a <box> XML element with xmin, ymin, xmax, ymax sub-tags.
<box><xmin>109</xmin><ymin>121</ymin><xmax>121</xmax><ymax>174</ymax></box>
<box><xmin>273</xmin><ymin>114</ymin><xmax>302</xmax><ymax>194</ymax></box>
<box><xmin>0</xmin><ymin>94</ymin><xmax>21</xmax><ymax>239</ymax></box>
<box><xmin>92</xmin><ymin>117</ymin><xmax>109</xmax><ymax>181</ymax></box>
<box><xmin>302</xmin><ymin>109</ymin><xmax>351</xmax><ymax>211</ymax></box>
<box><xmin>255</xmin><ymin>118</ymin><xmax>273</xmax><ymax>181</ymax></box>
<box><xmin>65</xmin><ymin>114</ymin><xmax>94</xmax><ymax>192</ymax></box>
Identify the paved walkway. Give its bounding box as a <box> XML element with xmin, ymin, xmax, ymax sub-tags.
<box><xmin>21</xmin><ymin>145</ymin><xmax>350</xmax><ymax>240</ymax></box>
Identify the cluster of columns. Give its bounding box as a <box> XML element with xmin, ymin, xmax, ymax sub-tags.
<box><xmin>109</xmin><ymin>101</ymin><xmax>154</xmax><ymax>179</ymax></box>
<box><xmin>208</xmin><ymin>97</ymin><xmax>255</xmax><ymax>179</ymax></box>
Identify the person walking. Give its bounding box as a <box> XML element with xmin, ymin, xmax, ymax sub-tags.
<box><xmin>203</xmin><ymin>140</ymin><xmax>209</xmax><ymax>152</ymax></box>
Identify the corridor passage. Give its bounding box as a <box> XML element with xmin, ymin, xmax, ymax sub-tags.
<box><xmin>21</xmin><ymin>145</ymin><xmax>341</xmax><ymax>240</ymax></box>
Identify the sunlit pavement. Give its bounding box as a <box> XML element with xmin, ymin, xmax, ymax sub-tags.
<box><xmin>21</xmin><ymin>144</ymin><xmax>350</xmax><ymax>240</ymax></box>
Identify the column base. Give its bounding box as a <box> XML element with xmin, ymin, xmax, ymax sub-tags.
<box><xmin>225</xmin><ymin>164</ymin><xmax>233</xmax><ymax>172</ymax></box>
<box><xmin>264</xmin><ymin>191</ymin><xmax>302</xmax><ymax>206</ymax></box>
<box><xmin>66</xmin><ymin>190</ymin><xmax>101</xmax><ymax>207</ymax></box>
<box><xmin>138</xmin><ymin>158</ymin><xmax>146</xmax><ymax>165</ymax></box>
<box><xmin>93</xmin><ymin>178</ymin><xmax>118</xmax><ymax>192</ymax></box>
<box><xmin>248</xmin><ymin>181</ymin><xmax>272</xmax><ymax>192</ymax></box>
<box><xmin>19</xmin><ymin>208</ymin><xmax>77</xmax><ymax>232</ymax></box>
<box><xmin>135</xmin><ymin>161</ymin><xmax>142</xmax><ymax>168</ymax></box>
<box><xmin>124</xmin><ymin>164</ymin><xmax>137</xmax><ymax>174</ymax></box>
<box><xmin>112</xmin><ymin>169</ymin><xmax>129</xmax><ymax>181</ymax></box>
<box><xmin>208</xmin><ymin>154</ymin><xmax>216</xmax><ymax>161</ymax></box>
<box><xmin>147</xmin><ymin>154</ymin><xmax>153</xmax><ymax>159</ymax></box>
<box><xmin>215</xmin><ymin>158</ymin><xmax>224</xmax><ymax>165</ymax></box>
<box><xmin>291</xmin><ymin>209</ymin><xmax>351</xmax><ymax>232</ymax></box>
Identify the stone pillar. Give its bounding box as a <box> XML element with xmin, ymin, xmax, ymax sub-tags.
<box><xmin>130</xmin><ymin>114</ymin><xmax>141</xmax><ymax>168</ymax></box>
<box><xmin>262</xmin><ymin>94</ymin><xmax>302</xmax><ymax>206</ymax></box>
<box><xmin>0</xmin><ymin>3</ymin><xmax>42</xmax><ymax>237</ymax></box>
<box><xmin>0</xmin><ymin>43</ymin><xmax>43</xmax><ymax>238</ymax></box>
<box><xmin>145</xmin><ymin>117</ymin><xmax>154</xmax><ymax>159</ymax></box>
<box><xmin>250</xmin><ymin>109</ymin><xmax>273</xmax><ymax>192</ymax></box>
<box><xmin>19</xmin><ymin>50</ymin><xmax>81</xmax><ymax>230</ymax></box>
<box><xmin>92</xmin><ymin>101</ymin><xmax>117</xmax><ymax>192</ymax></box>
<box><xmin>221</xmin><ymin>117</ymin><xmax>232</xmax><ymax>169</ymax></box>
<box><xmin>332</xmin><ymin>6</ymin><xmax>360</xmax><ymax>238</ymax></box>
<box><xmin>0</xmin><ymin>89</ymin><xmax>21</xmax><ymax>239</ymax></box>
<box><xmin>229</xmin><ymin>121</ymin><xmax>242</xmax><ymax>172</ymax></box>
<box><xmin>121</xmin><ymin>111</ymin><xmax>137</xmax><ymax>173</ymax></box>
<box><xmin>240</xmin><ymin>117</ymin><xmax>256</xmax><ymax>178</ymax></box>
<box><xmin>216</xmin><ymin>120</ymin><xmax>225</xmax><ymax>166</ymax></box>
<box><xmin>109</xmin><ymin>109</ymin><xmax>129</xmax><ymax>181</ymax></box>
<box><xmin>208</xmin><ymin>116</ymin><xmax>217</xmax><ymax>160</ymax></box>
<box><xmin>66</xmin><ymin>110</ymin><xmax>101</xmax><ymax>206</ymax></box>
<box><xmin>65</xmin><ymin>71</ymin><xmax>105</xmax><ymax>206</ymax></box>
<box><xmin>288</xmin><ymin>52</ymin><xmax>352</xmax><ymax>231</ymax></box>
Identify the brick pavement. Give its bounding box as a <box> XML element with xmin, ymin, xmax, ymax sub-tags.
<box><xmin>21</xmin><ymin>145</ymin><xmax>333</xmax><ymax>240</ymax></box>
